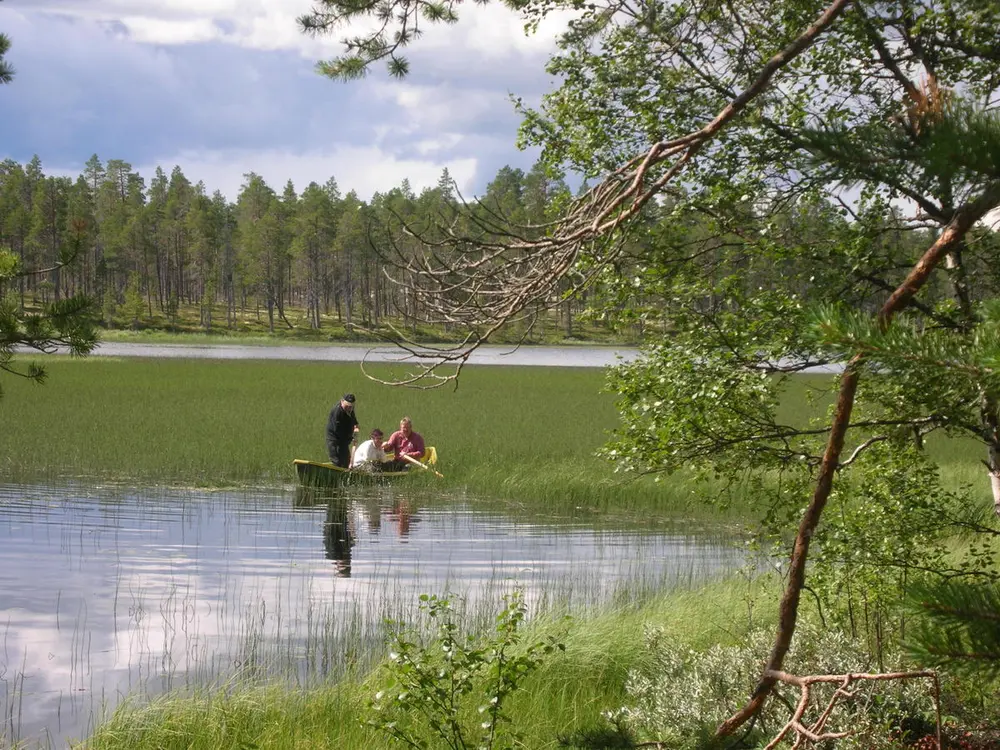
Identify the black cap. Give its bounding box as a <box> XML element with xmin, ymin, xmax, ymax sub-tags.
<box><xmin>343</xmin><ymin>393</ymin><xmax>356</xmax><ymax>403</ymax></box>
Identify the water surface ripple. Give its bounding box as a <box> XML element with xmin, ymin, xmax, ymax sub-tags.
<box><xmin>0</xmin><ymin>481</ymin><xmax>742</xmax><ymax>748</ymax></box>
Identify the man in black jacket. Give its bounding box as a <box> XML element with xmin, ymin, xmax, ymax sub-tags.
<box><xmin>326</xmin><ymin>393</ymin><xmax>359</xmax><ymax>468</ymax></box>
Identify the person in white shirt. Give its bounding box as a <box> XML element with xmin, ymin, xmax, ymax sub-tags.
<box><xmin>350</xmin><ymin>428</ymin><xmax>390</xmax><ymax>471</ymax></box>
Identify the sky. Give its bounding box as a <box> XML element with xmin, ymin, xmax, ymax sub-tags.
<box><xmin>0</xmin><ymin>0</ymin><xmax>568</xmax><ymax>201</ymax></box>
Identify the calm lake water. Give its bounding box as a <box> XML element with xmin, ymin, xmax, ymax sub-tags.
<box><xmin>34</xmin><ymin>341</ymin><xmax>842</xmax><ymax>372</ymax></box>
<box><xmin>0</xmin><ymin>481</ymin><xmax>743</xmax><ymax>748</ymax></box>
<box><xmin>44</xmin><ymin>342</ymin><xmax>642</xmax><ymax>368</ymax></box>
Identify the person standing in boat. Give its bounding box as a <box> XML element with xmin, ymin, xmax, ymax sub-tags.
<box><xmin>384</xmin><ymin>416</ymin><xmax>425</xmax><ymax>470</ymax></box>
<box><xmin>350</xmin><ymin>428</ymin><xmax>390</xmax><ymax>471</ymax></box>
<box><xmin>326</xmin><ymin>393</ymin><xmax>360</xmax><ymax>468</ymax></box>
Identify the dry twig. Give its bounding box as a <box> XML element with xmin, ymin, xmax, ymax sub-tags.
<box><xmin>762</xmin><ymin>669</ymin><xmax>941</xmax><ymax>750</ymax></box>
<box><xmin>352</xmin><ymin>0</ymin><xmax>855</xmax><ymax>389</ymax></box>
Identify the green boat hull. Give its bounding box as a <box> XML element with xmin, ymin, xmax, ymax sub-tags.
<box><xmin>293</xmin><ymin>459</ymin><xmax>410</xmax><ymax>487</ymax></box>
<box><xmin>292</xmin><ymin>447</ymin><xmax>439</xmax><ymax>487</ymax></box>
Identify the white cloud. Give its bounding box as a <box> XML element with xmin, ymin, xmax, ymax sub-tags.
<box><xmin>12</xmin><ymin>0</ymin><xmax>571</xmax><ymax>65</ymax></box>
<box><xmin>412</xmin><ymin>133</ymin><xmax>464</xmax><ymax>156</ymax></box>
<box><xmin>133</xmin><ymin>145</ymin><xmax>480</xmax><ymax>201</ymax></box>
<box><xmin>0</xmin><ymin>3</ymin><xmax>552</xmax><ymax>198</ymax></box>
<box><xmin>369</xmin><ymin>81</ymin><xmax>509</xmax><ymax>132</ymax></box>
<box><xmin>117</xmin><ymin>15</ymin><xmax>221</xmax><ymax>45</ymax></box>
<box><xmin>415</xmin><ymin>3</ymin><xmax>573</xmax><ymax>61</ymax></box>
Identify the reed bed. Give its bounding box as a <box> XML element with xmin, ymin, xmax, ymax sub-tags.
<box><xmin>1</xmin><ymin>358</ymin><xmax>991</xmax><ymax>513</ymax></box>
<box><xmin>0</xmin><ymin>358</ymin><xmax>698</xmax><ymax>514</ymax></box>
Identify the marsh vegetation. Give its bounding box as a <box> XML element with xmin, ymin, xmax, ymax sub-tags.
<box><xmin>2</xmin><ymin>355</ymin><xmax>998</xmax><ymax>749</ymax></box>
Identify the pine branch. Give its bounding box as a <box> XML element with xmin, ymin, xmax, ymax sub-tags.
<box><xmin>906</xmin><ymin>580</ymin><xmax>1000</xmax><ymax>680</ymax></box>
<box><xmin>809</xmin><ymin>302</ymin><xmax>1000</xmax><ymax>383</ymax></box>
<box><xmin>0</xmin><ymin>30</ymin><xmax>14</xmax><ymax>85</ymax></box>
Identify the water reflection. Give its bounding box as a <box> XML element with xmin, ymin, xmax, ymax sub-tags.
<box><xmin>0</xmin><ymin>481</ymin><xmax>743</xmax><ymax>748</ymax></box>
<box><xmin>295</xmin><ymin>489</ymin><xmax>421</xmax><ymax>577</ymax></box>
<box><xmin>323</xmin><ymin>497</ymin><xmax>354</xmax><ymax>576</ymax></box>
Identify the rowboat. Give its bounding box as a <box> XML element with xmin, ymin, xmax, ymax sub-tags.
<box><xmin>293</xmin><ymin>446</ymin><xmax>439</xmax><ymax>487</ymax></box>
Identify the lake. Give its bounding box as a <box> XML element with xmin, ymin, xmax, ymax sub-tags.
<box><xmin>38</xmin><ymin>342</ymin><xmax>642</xmax><ymax>368</ymax></box>
<box><xmin>0</xmin><ymin>480</ymin><xmax>743</xmax><ymax>748</ymax></box>
<box><xmin>31</xmin><ymin>340</ymin><xmax>842</xmax><ymax>372</ymax></box>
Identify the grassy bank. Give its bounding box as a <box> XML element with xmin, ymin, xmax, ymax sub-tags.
<box><xmin>83</xmin><ymin>577</ymin><xmax>776</xmax><ymax>750</ymax></box>
<box><xmin>88</xmin><ymin>295</ymin><xmax>638</xmax><ymax>347</ymax></box>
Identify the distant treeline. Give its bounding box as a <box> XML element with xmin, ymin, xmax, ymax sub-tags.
<box><xmin>5</xmin><ymin>154</ymin><xmax>997</xmax><ymax>342</ymax></box>
<box><xmin>0</xmin><ymin>154</ymin><xmax>602</xmax><ymax>337</ymax></box>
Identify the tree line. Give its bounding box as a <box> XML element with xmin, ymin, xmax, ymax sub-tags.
<box><xmin>0</xmin><ymin>154</ymin><xmax>593</xmax><ymax>336</ymax></box>
<box><xmin>7</xmin><ymin>152</ymin><xmax>994</xmax><ymax>346</ymax></box>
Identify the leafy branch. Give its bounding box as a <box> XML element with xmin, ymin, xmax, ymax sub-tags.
<box><xmin>300</xmin><ymin>0</ymin><xmax>464</xmax><ymax>80</ymax></box>
<box><xmin>366</xmin><ymin>591</ymin><xmax>567</xmax><ymax>750</ymax></box>
<box><xmin>0</xmin><ymin>234</ymin><xmax>99</xmax><ymax>397</ymax></box>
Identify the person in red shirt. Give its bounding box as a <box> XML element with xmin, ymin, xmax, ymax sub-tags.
<box><xmin>384</xmin><ymin>416</ymin><xmax>425</xmax><ymax>470</ymax></box>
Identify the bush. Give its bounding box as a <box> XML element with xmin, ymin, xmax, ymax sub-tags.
<box><xmin>366</xmin><ymin>590</ymin><xmax>567</xmax><ymax>750</ymax></box>
<box><xmin>607</xmin><ymin>621</ymin><xmax>934</xmax><ymax>749</ymax></box>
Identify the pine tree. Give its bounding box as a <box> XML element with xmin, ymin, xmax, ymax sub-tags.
<box><xmin>0</xmin><ymin>52</ymin><xmax>98</xmax><ymax>398</ymax></box>
<box><xmin>907</xmin><ymin>580</ymin><xmax>1000</xmax><ymax>680</ymax></box>
<box><xmin>0</xmin><ymin>28</ymin><xmax>13</xmax><ymax>85</ymax></box>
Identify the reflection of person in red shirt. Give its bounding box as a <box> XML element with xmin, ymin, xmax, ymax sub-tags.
<box><xmin>384</xmin><ymin>417</ymin><xmax>425</xmax><ymax>470</ymax></box>
<box><xmin>387</xmin><ymin>498</ymin><xmax>412</xmax><ymax>537</ymax></box>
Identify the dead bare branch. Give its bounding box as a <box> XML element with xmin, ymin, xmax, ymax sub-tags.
<box><xmin>762</xmin><ymin>669</ymin><xmax>941</xmax><ymax>750</ymax></box>
<box><xmin>362</xmin><ymin>0</ymin><xmax>855</xmax><ymax>388</ymax></box>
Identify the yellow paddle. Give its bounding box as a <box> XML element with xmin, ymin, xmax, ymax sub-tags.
<box><xmin>401</xmin><ymin>453</ymin><xmax>444</xmax><ymax>478</ymax></box>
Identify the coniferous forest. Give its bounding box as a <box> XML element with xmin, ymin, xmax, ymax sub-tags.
<box><xmin>7</xmin><ymin>153</ymin><xmax>1000</xmax><ymax>345</ymax></box>
<box><xmin>0</xmin><ymin>154</ymin><xmax>594</xmax><ymax>338</ymax></box>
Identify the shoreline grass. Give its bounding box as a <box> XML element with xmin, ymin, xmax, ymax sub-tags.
<box><xmin>97</xmin><ymin>329</ymin><xmax>635</xmax><ymax>349</ymax></box>
<box><xmin>82</xmin><ymin>575</ymin><xmax>780</xmax><ymax>750</ymax></box>
<box><xmin>61</xmin><ymin>293</ymin><xmax>642</xmax><ymax>348</ymax></box>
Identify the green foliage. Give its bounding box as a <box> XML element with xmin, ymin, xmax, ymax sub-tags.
<box><xmin>366</xmin><ymin>590</ymin><xmax>567</xmax><ymax>750</ymax></box>
<box><xmin>123</xmin><ymin>272</ymin><xmax>145</xmax><ymax>328</ymax></box>
<box><xmin>906</xmin><ymin>580</ymin><xmax>1000</xmax><ymax>681</ymax></box>
<box><xmin>0</xmin><ymin>27</ymin><xmax>14</xmax><ymax>85</ymax></box>
<box><xmin>1</xmin><ymin>153</ymin><xmax>604</xmax><ymax>348</ymax></box>
<box><xmin>0</xmin><ymin>248</ymin><xmax>16</xmax><ymax>278</ymax></box>
<box><xmin>809</xmin><ymin>300</ymin><xmax>1000</xmax><ymax>393</ymax></box>
<box><xmin>165</xmin><ymin>292</ymin><xmax>179</xmax><ymax>324</ymax></box>
<box><xmin>799</xmin><ymin>93</ymin><xmax>1000</xmax><ymax>196</ymax></box>
<box><xmin>102</xmin><ymin>284</ymin><xmax>117</xmax><ymax>326</ymax></box>
<box><xmin>803</xmin><ymin>443</ymin><xmax>1000</xmax><ymax>662</ymax></box>
<box><xmin>610</xmin><ymin>621</ymin><xmax>934</xmax><ymax>749</ymax></box>
<box><xmin>0</xmin><ymin>247</ymin><xmax>98</xmax><ymax>398</ymax></box>
<box><xmin>299</xmin><ymin>0</ymin><xmax>463</xmax><ymax>81</ymax></box>
<box><xmin>80</xmin><ymin>580</ymin><xmax>772</xmax><ymax>750</ymax></box>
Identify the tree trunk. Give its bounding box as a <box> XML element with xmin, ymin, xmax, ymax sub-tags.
<box><xmin>985</xmin><ymin>409</ymin><xmax>1000</xmax><ymax>517</ymax></box>
<box><xmin>717</xmin><ymin>185</ymin><xmax>1000</xmax><ymax>738</ymax></box>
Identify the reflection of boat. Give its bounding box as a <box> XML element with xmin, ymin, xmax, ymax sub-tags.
<box><xmin>291</xmin><ymin>488</ymin><xmax>420</xmax><ymax>576</ymax></box>
<box><xmin>292</xmin><ymin>447</ymin><xmax>439</xmax><ymax>487</ymax></box>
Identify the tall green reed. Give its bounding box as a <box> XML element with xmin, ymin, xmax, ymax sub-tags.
<box><xmin>2</xmin><ymin>358</ymin><xmax>989</xmax><ymax>515</ymax></box>
<box><xmin>0</xmin><ymin>359</ymin><xmax>677</xmax><ymax>509</ymax></box>
<box><xmin>83</xmin><ymin>576</ymin><xmax>777</xmax><ymax>750</ymax></box>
